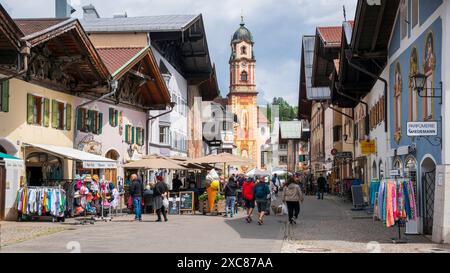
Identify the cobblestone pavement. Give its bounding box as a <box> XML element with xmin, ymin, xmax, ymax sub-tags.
<box><xmin>281</xmin><ymin>195</ymin><xmax>450</xmax><ymax>253</ymax></box>
<box><xmin>0</xmin><ymin>221</ymin><xmax>68</xmax><ymax>248</ymax></box>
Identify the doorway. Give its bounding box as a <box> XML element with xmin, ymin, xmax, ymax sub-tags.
<box><xmin>421</xmin><ymin>157</ymin><xmax>436</xmax><ymax>235</ymax></box>
<box><xmin>105</xmin><ymin>150</ymin><xmax>119</xmax><ymax>184</ymax></box>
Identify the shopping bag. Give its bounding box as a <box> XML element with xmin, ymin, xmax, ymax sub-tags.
<box><xmin>281</xmin><ymin>203</ymin><xmax>288</xmax><ymax>215</ymax></box>
<box><xmin>162</xmin><ymin>197</ymin><xmax>169</xmax><ymax>208</ymax></box>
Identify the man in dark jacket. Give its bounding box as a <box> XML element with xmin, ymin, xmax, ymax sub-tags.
<box><xmin>224</xmin><ymin>175</ymin><xmax>238</xmax><ymax>218</ymax></box>
<box><xmin>130</xmin><ymin>174</ymin><xmax>144</xmax><ymax>221</ymax></box>
<box><xmin>153</xmin><ymin>176</ymin><xmax>169</xmax><ymax>222</ymax></box>
<box><xmin>317</xmin><ymin>174</ymin><xmax>327</xmax><ymax>200</ymax></box>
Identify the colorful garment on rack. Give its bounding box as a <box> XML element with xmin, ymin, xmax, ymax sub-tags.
<box><xmin>369</xmin><ymin>180</ymin><xmax>380</xmax><ymax>206</ymax></box>
<box><xmin>17</xmin><ymin>187</ymin><xmax>66</xmax><ymax>217</ymax></box>
<box><xmin>375</xmin><ymin>179</ymin><xmax>418</xmax><ymax>227</ymax></box>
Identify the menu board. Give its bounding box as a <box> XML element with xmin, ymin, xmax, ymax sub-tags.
<box><xmin>180</xmin><ymin>191</ymin><xmax>194</xmax><ymax>212</ymax></box>
<box><xmin>168</xmin><ymin>193</ymin><xmax>180</xmax><ymax>215</ymax></box>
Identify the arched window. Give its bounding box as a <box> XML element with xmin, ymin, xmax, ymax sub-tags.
<box><xmin>379</xmin><ymin>160</ymin><xmax>384</xmax><ymax>180</ymax></box>
<box><xmin>241</xmin><ymin>71</ymin><xmax>248</xmax><ymax>82</ymax></box>
<box><xmin>424</xmin><ymin>32</ymin><xmax>436</xmax><ymax>120</ymax></box>
<box><xmin>409</xmin><ymin>48</ymin><xmax>419</xmax><ymax>122</ymax></box>
<box><xmin>394</xmin><ymin>63</ymin><xmax>402</xmax><ymax>144</ymax></box>
<box><xmin>241</xmin><ymin>46</ymin><xmax>247</xmax><ymax>55</ymax></box>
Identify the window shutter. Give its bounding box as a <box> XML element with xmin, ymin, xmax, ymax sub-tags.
<box><xmin>114</xmin><ymin>110</ymin><xmax>119</xmax><ymax>127</ymax></box>
<box><xmin>88</xmin><ymin>110</ymin><xmax>94</xmax><ymax>133</ymax></box>
<box><xmin>66</xmin><ymin>104</ymin><xmax>72</xmax><ymax>131</ymax></box>
<box><xmin>43</xmin><ymin>98</ymin><xmax>50</xmax><ymax>127</ymax></box>
<box><xmin>132</xmin><ymin>127</ymin><xmax>135</xmax><ymax>144</ymax></box>
<box><xmin>1</xmin><ymin>80</ymin><xmax>9</xmax><ymax>112</ymax></box>
<box><xmin>98</xmin><ymin>112</ymin><xmax>103</xmax><ymax>135</ymax></box>
<box><xmin>141</xmin><ymin>128</ymin><xmax>145</xmax><ymax>146</ymax></box>
<box><xmin>109</xmin><ymin>108</ymin><xmax>113</xmax><ymax>126</ymax></box>
<box><xmin>27</xmin><ymin>94</ymin><xmax>34</xmax><ymax>124</ymax></box>
<box><xmin>51</xmin><ymin>100</ymin><xmax>58</xmax><ymax>128</ymax></box>
<box><xmin>125</xmin><ymin>125</ymin><xmax>130</xmax><ymax>143</ymax></box>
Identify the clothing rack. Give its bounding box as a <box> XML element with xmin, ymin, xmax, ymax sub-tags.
<box><xmin>375</xmin><ymin>176</ymin><xmax>417</xmax><ymax>244</ymax></box>
<box><xmin>17</xmin><ymin>186</ymin><xmax>66</xmax><ymax>223</ymax></box>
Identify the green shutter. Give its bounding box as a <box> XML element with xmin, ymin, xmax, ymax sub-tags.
<box><xmin>77</xmin><ymin>108</ymin><xmax>83</xmax><ymax>131</ymax></box>
<box><xmin>98</xmin><ymin>112</ymin><xmax>103</xmax><ymax>135</ymax></box>
<box><xmin>1</xmin><ymin>80</ymin><xmax>9</xmax><ymax>112</ymax></box>
<box><xmin>66</xmin><ymin>104</ymin><xmax>72</xmax><ymax>131</ymax></box>
<box><xmin>51</xmin><ymin>100</ymin><xmax>58</xmax><ymax>128</ymax></box>
<box><xmin>132</xmin><ymin>127</ymin><xmax>135</xmax><ymax>144</ymax></box>
<box><xmin>88</xmin><ymin>110</ymin><xmax>94</xmax><ymax>133</ymax></box>
<box><xmin>141</xmin><ymin>128</ymin><xmax>145</xmax><ymax>146</ymax></box>
<box><xmin>114</xmin><ymin>110</ymin><xmax>119</xmax><ymax>127</ymax></box>
<box><xmin>109</xmin><ymin>108</ymin><xmax>113</xmax><ymax>126</ymax></box>
<box><xmin>27</xmin><ymin>94</ymin><xmax>34</xmax><ymax>124</ymax></box>
<box><xmin>43</xmin><ymin>98</ymin><xmax>50</xmax><ymax>127</ymax></box>
<box><xmin>125</xmin><ymin>125</ymin><xmax>130</xmax><ymax>143</ymax></box>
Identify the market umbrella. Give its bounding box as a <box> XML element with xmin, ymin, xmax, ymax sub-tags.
<box><xmin>124</xmin><ymin>155</ymin><xmax>187</xmax><ymax>170</ymax></box>
<box><xmin>188</xmin><ymin>153</ymin><xmax>252</xmax><ymax>179</ymax></box>
<box><xmin>246</xmin><ymin>168</ymin><xmax>270</xmax><ymax>177</ymax></box>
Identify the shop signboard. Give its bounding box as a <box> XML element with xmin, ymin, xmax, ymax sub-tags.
<box><xmin>407</xmin><ymin>122</ymin><xmax>438</xmax><ymax>137</ymax></box>
<box><xmin>168</xmin><ymin>193</ymin><xmax>180</xmax><ymax>215</ymax></box>
<box><xmin>360</xmin><ymin>140</ymin><xmax>376</xmax><ymax>155</ymax></box>
<box><xmin>336</xmin><ymin>152</ymin><xmax>352</xmax><ymax>159</ymax></box>
<box><xmin>180</xmin><ymin>191</ymin><xmax>195</xmax><ymax>213</ymax></box>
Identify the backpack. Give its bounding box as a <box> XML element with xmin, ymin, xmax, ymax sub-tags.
<box><xmin>255</xmin><ymin>183</ymin><xmax>268</xmax><ymax>199</ymax></box>
<box><xmin>242</xmin><ymin>182</ymin><xmax>254</xmax><ymax>200</ymax></box>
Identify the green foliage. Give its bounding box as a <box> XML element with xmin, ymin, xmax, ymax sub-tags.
<box><xmin>272</xmin><ymin>97</ymin><xmax>298</xmax><ymax>121</ymax></box>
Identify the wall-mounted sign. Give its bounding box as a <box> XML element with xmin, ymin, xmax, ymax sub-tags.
<box><xmin>390</xmin><ymin>169</ymin><xmax>401</xmax><ymax>177</ymax></box>
<box><xmin>407</xmin><ymin>122</ymin><xmax>438</xmax><ymax>137</ymax></box>
<box><xmin>360</xmin><ymin>140</ymin><xmax>376</xmax><ymax>155</ymax></box>
<box><xmin>331</xmin><ymin>149</ymin><xmax>338</xmax><ymax>156</ymax></box>
<box><xmin>336</xmin><ymin>152</ymin><xmax>353</xmax><ymax>159</ymax></box>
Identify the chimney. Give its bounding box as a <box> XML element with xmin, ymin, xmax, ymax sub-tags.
<box><xmin>55</xmin><ymin>0</ymin><xmax>76</xmax><ymax>18</ymax></box>
<box><xmin>83</xmin><ymin>4</ymin><xmax>100</xmax><ymax>20</ymax></box>
<box><xmin>113</xmin><ymin>12</ymin><xmax>128</xmax><ymax>18</ymax></box>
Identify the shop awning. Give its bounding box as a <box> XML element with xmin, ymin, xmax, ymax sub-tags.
<box><xmin>0</xmin><ymin>152</ymin><xmax>20</xmax><ymax>160</ymax></box>
<box><xmin>24</xmin><ymin>143</ymin><xmax>117</xmax><ymax>169</ymax></box>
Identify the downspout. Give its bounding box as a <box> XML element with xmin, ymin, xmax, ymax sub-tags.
<box><xmin>0</xmin><ymin>43</ymin><xmax>31</xmax><ymax>83</ymax></box>
<box><xmin>145</xmin><ymin>102</ymin><xmax>176</xmax><ymax>156</ymax></box>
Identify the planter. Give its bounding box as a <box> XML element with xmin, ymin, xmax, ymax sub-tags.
<box><xmin>215</xmin><ymin>200</ymin><xmax>226</xmax><ymax>214</ymax></box>
<box><xmin>198</xmin><ymin>201</ymin><xmax>208</xmax><ymax>214</ymax></box>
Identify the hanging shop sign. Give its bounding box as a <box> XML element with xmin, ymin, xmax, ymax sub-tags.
<box><xmin>83</xmin><ymin>161</ymin><xmax>118</xmax><ymax>169</ymax></box>
<box><xmin>336</xmin><ymin>152</ymin><xmax>353</xmax><ymax>159</ymax></box>
<box><xmin>407</xmin><ymin>122</ymin><xmax>438</xmax><ymax>137</ymax></box>
<box><xmin>360</xmin><ymin>140</ymin><xmax>376</xmax><ymax>155</ymax></box>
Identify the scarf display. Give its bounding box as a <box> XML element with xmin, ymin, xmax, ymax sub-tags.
<box><xmin>374</xmin><ymin>179</ymin><xmax>417</xmax><ymax>227</ymax></box>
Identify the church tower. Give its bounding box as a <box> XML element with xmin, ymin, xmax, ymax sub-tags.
<box><xmin>228</xmin><ymin>17</ymin><xmax>258</xmax><ymax>170</ymax></box>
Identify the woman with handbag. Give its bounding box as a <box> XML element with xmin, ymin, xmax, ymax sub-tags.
<box><xmin>282</xmin><ymin>177</ymin><xmax>304</xmax><ymax>224</ymax></box>
<box><xmin>153</xmin><ymin>176</ymin><xmax>169</xmax><ymax>222</ymax></box>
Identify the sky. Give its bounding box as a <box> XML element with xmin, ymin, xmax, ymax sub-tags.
<box><xmin>0</xmin><ymin>0</ymin><xmax>357</xmax><ymax>105</ymax></box>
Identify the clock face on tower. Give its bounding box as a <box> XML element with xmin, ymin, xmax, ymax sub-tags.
<box><xmin>241</xmin><ymin>62</ymin><xmax>247</xmax><ymax>68</ymax></box>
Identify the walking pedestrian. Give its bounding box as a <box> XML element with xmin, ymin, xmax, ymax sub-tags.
<box><xmin>153</xmin><ymin>176</ymin><xmax>169</xmax><ymax>222</ymax></box>
<box><xmin>172</xmin><ymin>175</ymin><xmax>183</xmax><ymax>192</ymax></box>
<box><xmin>242</xmin><ymin>177</ymin><xmax>255</xmax><ymax>223</ymax></box>
<box><xmin>130</xmin><ymin>174</ymin><xmax>144</xmax><ymax>221</ymax></box>
<box><xmin>282</xmin><ymin>177</ymin><xmax>304</xmax><ymax>224</ymax></box>
<box><xmin>224</xmin><ymin>174</ymin><xmax>238</xmax><ymax>218</ymax></box>
<box><xmin>272</xmin><ymin>174</ymin><xmax>281</xmax><ymax>195</ymax></box>
<box><xmin>317</xmin><ymin>174</ymin><xmax>327</xmax><ymax>200</ymax></box>
<box><xmin>253</xmin><ymin>177</ymin><xmax>271</xmax><ymax>225</ymax></box>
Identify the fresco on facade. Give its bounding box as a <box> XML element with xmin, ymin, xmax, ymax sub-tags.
<box><xmin>409</xmin><ymin>47</ymin><xmax>419</xmax><ymax>122</ymax></box>
<box><xmin>394</xmin><ymin>62</ymin><xmax>402</xmax><ymax>143</ymax></box>
<box><xmin>424</xmin><ymin>32</ymin><xmax>436</xmax><ymax>120</ymax></box>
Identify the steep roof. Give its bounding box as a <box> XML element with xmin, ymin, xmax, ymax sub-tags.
<box><xmin>97</xmin><ymin>47</ymin><xmax>145</xmax><ymax>75</ymax></box>
<box><xmin>317</xmin><ymin>21</ymin><xmax>353</xmax><ymax>47</ymax></box>
<box><xmin>14</xmin><ymin>18</ymin><xmax>66</xmax><ymax>36</ymax></box>
<box><xmin>258</xmin><ymin>108</ymin><xmax>269</xmax><ymax>124</ymax></box>
<box><xmin>81</xmin><ymin>15</ymin><xmax>199</xmax><ymax>33</ymax></box>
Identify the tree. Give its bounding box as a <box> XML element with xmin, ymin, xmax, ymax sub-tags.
<box><xmin>272</xmin><ymin>97</ymin><xmax>298</xmax><ymax>121</ymax></box>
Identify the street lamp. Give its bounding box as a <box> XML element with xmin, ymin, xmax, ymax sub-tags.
<box><xmin>411</xmin><ymin>73</ymin><xmax>442</xmax><ymax>104</ymax></box>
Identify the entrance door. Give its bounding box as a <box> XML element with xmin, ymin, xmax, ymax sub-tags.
<box><xmin>0</xmin><ymin>164</ymin><xmax>6</xmax><ymax>220</ymax></box>
<box><xmin>422</xmin><ymin>169</ymin><xmax>436</xmax><ymax>235</ymax></box>
<box><xmin>105</xmin><ymin>150</ymin><xmax>119</xmax><ymax>184</ymax></box>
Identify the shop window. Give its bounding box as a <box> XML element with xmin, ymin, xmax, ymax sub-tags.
<box><xmin>109</xmin><ymin>108</ymin><xmax>119</xmax><ymax>127</ymax></box>
<box><xmin>0</xmin><ymin>80</ymin><xmax>9</xmax><ymax>112</ymax></box>
<box><xmin>280</xmin><ymin>144</ymin><xmax>287</xmax><ymax>150</ymax></box>
<box><xmin>27</xmin><ymin>94</ymin><xmax>49</xmax><ymax>127</ymax></box>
